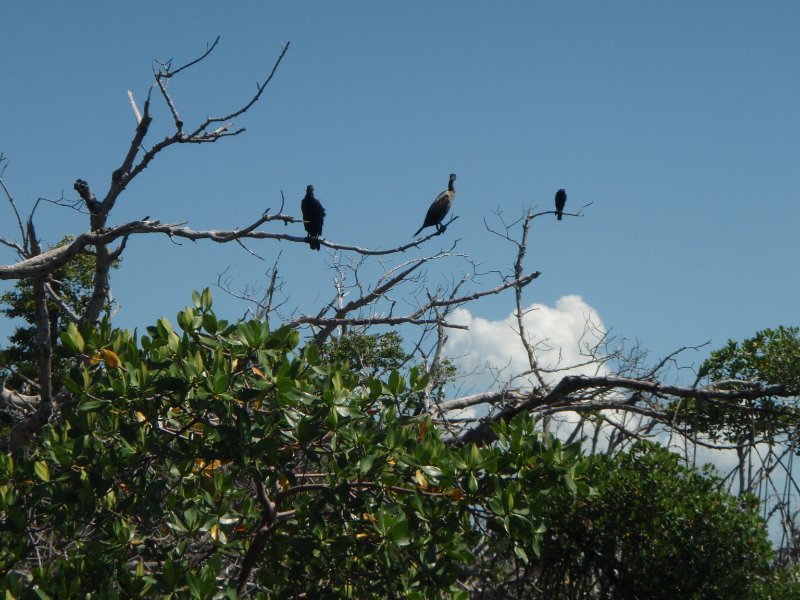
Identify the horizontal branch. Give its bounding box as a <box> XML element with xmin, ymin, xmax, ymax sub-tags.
<box><xmin>293</xmin><ymin>315</ymin><xmax>469</xmax><ymax>330</ymax></box>
<box><xmin>409</xmin><ymin>271</ymin><xmax>541</xmax><ymax>320</ymax></box>
<box><xmin>0</xmin><ymin>214</ymin><xmax>469</xmax><ymax>280</ymax></box>
<box><xmin>537</xmin><ymin>400</ymin><xmax>667</xmax><ymax>421</ymax></box>
<box><xmin>456</xmin><ymin>375</ymin><xmax>800</xmax><ymax>446</ymax></box>
<box><xmin>542</xmin><ymin>375</ymin><xmax>800</xmax><ymax>404</ymax></box>
<box><xmin>437</xmin><ymin>389</ymin><xmax>528</xmax><ymax>413</ymax></box>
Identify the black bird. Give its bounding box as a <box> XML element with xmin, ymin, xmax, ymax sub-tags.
<box><xmin>301</xmin><ymin>185</ymin><xmax>326</xmax><ymax>251</ymax></box>
<box><xmin>413</xmin><ymin>174</ymin><xmax>457</xmax><ymax>237</ymax></box>
<box><xmin>555</xmin><ymin>188</ymin><xmax>567</xmax><ymax>221</ymax></box>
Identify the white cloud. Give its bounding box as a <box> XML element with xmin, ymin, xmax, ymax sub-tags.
<box><xmin>445</xmin><ymin>294</ymin><xmax>608</xmax><ymax>391</ymax></box>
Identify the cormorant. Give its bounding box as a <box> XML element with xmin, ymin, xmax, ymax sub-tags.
<box><xmin>301</xmin><ymin>185</ymin><xmax>325</xmax><ymax>251</ymax></box>
<box><xmin>413</xmin><ymin>174</ymin><xmax>457</xmax><ymax>237</ymax></box>
<box><xmin>555</xmin><ymin>188</ymin><xmax>567</xmax><ymax>221</ymax></box>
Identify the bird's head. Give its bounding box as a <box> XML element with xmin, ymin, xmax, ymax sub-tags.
<box><xmin>449</xmin><ymin>174</ymin><xmax>457</xmax><ymax>182</ymax></box>
<box><xmin>306</xmin><ymin>185</ymin><xmax>314</xmax><ymax>194</ymax></box>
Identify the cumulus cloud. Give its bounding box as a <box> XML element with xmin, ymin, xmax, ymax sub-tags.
<box><xmin>444</xmin><ymin>294</ymin><xmax>608</xmax><ymax>392</ymax></box>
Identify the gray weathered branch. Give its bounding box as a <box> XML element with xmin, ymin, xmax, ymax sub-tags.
<box><xmin>456</xmin><ymin>375</ymin><xmax>800</xmax><ymax>445</ymax></box>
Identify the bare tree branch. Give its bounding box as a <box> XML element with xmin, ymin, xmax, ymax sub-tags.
<box><xmin>0</xmin><ymin>153</ymin><xmax>27</xmax><ymax>250</ymax></box>
<box><xmin>190</xmin><ymin>41</ymin><xmax>290</xmax><ymax>135</ymax></box>
<box><xmin>508</xmin><ymin>209</ymin><xmax>547</xmax><ymax>391</ymax></box>
<box><xmin>127</xmin><ymin>90</ymin><xmax>143</xmax><ymax>124</ymax></box>
<box><xmin>457</xmin><ymin>375</ymin><xmax>800</xmax><ymax>446</ymax></box>
<box><xmin>44</xmin><ymin>281</ymin><xmax>81</xmax><ymax>323</ymax></box>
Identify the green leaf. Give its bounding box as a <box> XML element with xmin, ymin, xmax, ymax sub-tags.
<box><xmin>0</xmin><ymin>453</ymin><xmax>13</xmax><ymax>476</ymax></box>
<box><xmin>563</xmin><ymin>473</ymin><xmax>578</xmax><ymax>495</ymax></box>
<box><xmin>61</xmin><ymin>322</ymin><xmax>85</xmax><ymax>354</ymax></box>
<box><xmin>411</xmin><ymin>370</ymin><xmax>430</xmax><ymax>392</ymax></box>
<box><xmin>157</xmin><ymin>316</ymin><xmax>175</xmax><ymax>338</ymax></box>
<box><xmin>504</xmin><ymin>490</ymin><xmax>515</xmax><ymax>512</ymax></box>
<box><xmin>420</xmin><ymin>465</ymin><xmax>443</xmax><ymax>480</ymax></box>
<box><xmin>468</xmin><ymin>443</ymin><xmax>481</xmax><ymax>467</ymax></box>
<box><xmin>34</xmin><ymin>461</ymin><xmax>50</xmax><ymax>482</ymax></box>
<box><xmin>176</xmin><ymin>308</ymin><xmax>188</xmax><ymax>331</ymax></box>
<box><xmin>296</xmin><ymin>418</ymin><xmax>316</xmax><ymax>444</ymax></box>
<box><xmin>368</xmin><ymin>378</ymin><xmax>383</xmax><ymax>398</ymax></box>
<box><xmin>359</xmin><ymin>455</ymin><xmax>375</xmax><ymax>475</ymax></box>
<box><xmin>185</xmin><ymin>571</ymin><xmax>202</xmax><ymax>598</ymax></box>
<box><xmin>78</xmin><ymin>400</ymin><xmax>108</xmax><ymax>412</ymax></box>
<box><xmin>81</xmin><ymin>366</ymin><xmax>91</xmax><ymax>391</ymax></box>
<box><xmin>304</xmin><ymin>343</ymin><xmax>320</xmax><ymax>365</ymax></box>
<box><xmin>212</xmin><ymin>372</ymin><xmax>230</xmax><ymax>396</ymax></box>
<box><xmin>64</xmin><ymin>376</ymin><xmax>83</xmax><ymax>394</ymax></box>
<box><xmin>531</xmin><ymin>535</ymin><xmax>541</xmax><ymax>558</ymax></box>
<box><xmin>388</xmin><ymin>370</ymin><xmax>405</xmax><ymax>395</ymax></box>
<box><xmin>201</xmin><ymin>287</ymin><xmax>213</xmax><ymax>310</ymax></box>
<box><xmin>167</xmin><ymin>330</ymin><xmax>181</xmax><ymax>353</ymax></box>
<box><xmin>287</xmin><ymin>329</ymin><xmax>300</xmax><ymax>349</ymax></box>
<box><xmin>203</xmin><ymin>312</ymin><xmax>218</xmax><ymax>334</ymax></box>
<box><xmin>387</xmin><ymin>516</ymin><xmax>410</xmax><ymax>546</ymax></box>
<box><xmin>237</xmin><ymin>321</ymin><xmax>262</xmax><ymax>349</ymax></box>
<box><xmin>572</xmin><ymin>459</ymin><xmax>590</xmax><ymax>477</ymax></box>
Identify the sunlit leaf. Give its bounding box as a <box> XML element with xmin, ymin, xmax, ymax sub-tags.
<box><xmin>414</xmin><ymin>469</ymin><xmax>428</xmax><ymax>487</ymax></box>
<box><xmin>60</xmin><ymin>322</ymin><xmax>84</xmax><ymax>354</ymax></box>
<box><xmin>34</xmin><ymin>461</ymin><xmax>50</xmax><ymax>482</ymax></box>
<box><xmin>201</xmin><ymin>287</ymin><xmax>213</xmax><ymax>310</ymax></box>
<box><xmin>209</xmin><ymin>522</ymin><xmax>225</xmax><ymax>543</ymax></box>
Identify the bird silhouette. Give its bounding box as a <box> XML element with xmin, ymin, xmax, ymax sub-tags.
<box><xmin>413</xmin><ymin>174</ymin><xmax>457</xmax><ymax>237</ymax></box>
<box><xmin>301</xmin><ymin>185</ymin><xmax>326</xmax><ymax>250</ymax></box>
<box><xmin>555</xmin><ymin>188</ymin><xmax>567</xmax><ymax>221</ymax></box>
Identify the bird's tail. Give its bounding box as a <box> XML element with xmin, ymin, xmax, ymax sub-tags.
<box><xmin>413</xmin><ymin>225</ymin><xmax>425</xmax><ymax>237</ymax></box>
<box><xmin>557</xmin><ymin>213</ymin><xmax>563</xmax><ymax>221</ymax></box>
<box><xmin>308</xmin><ymin>237</ymin><xmax>321</xmax><ymax>251</ymax></box>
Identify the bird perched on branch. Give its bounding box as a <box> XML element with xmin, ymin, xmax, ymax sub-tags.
<box><xmin>413</xmin><ymin>173</ymin><xmax>457</xmax><ymax>237</ymax></box>
<box><xmin>555</xmin><ymin>188</ymin><xmax>567</xmax><ymax>221</ymax></box>
<box><xmin>301</xmin><ymin>185</ymin><xmax>325</xmax><ymax>250</ymax></box>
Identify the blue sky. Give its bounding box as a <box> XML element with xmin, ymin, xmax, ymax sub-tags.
<box><xmin>1</xmin><ymin>2</ymin><xmax>799</xmax><ymax>377</ymax></box>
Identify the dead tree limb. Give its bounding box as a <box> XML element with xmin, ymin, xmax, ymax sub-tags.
<box><xmin>456</xmin><ymin>375</ymin><xmax>800</xmax><ymax>446</ymax></box>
